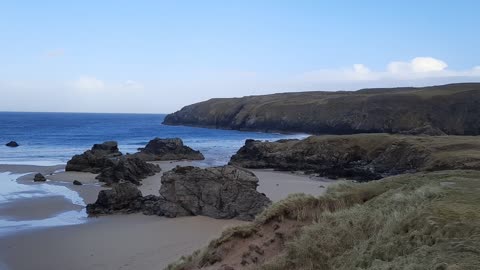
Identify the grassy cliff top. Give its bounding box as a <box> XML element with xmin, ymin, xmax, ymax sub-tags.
<box><xmin>166</xmin><ymin>169</ymin><xmax>480</xmax><ymax>270</ymax></box>
<box><xmin>164</xmin><ymin>83</ymin><xmax>480</xmax><ymax>135</ymax></box>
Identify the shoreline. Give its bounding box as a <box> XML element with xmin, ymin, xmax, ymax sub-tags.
<box><xmin>0</xmin><ymin>161</ymin><xmax>332</xmax><ymax>269</ymax></box>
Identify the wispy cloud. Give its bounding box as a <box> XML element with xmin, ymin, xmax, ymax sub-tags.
<box><xmin>295</xmin><ymin>57</ymin><xmax>480</xmax><ymax>84</ymax></box>
<box><xmin>72</xmin><ymin>76</ymin><xmax>105</xmax><ymax>91</ymax></box>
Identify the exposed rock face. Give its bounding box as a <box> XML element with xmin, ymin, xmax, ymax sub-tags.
<box><xmin>163</xmin><ymin>83</ymin><xmax>480</xmax><ymax>135</ymax></box>
<box><xmin>95</xmin><ymin>155</ymin><xmax>160</xmax><ymax>185</ymax></box>
<box><xmin>158</xmin><ymin>166</ymin><xmax>271</xmax><ymax>220</ymax></box>
<box><xmin>66</xmin><ymin>141</ymin><xmax>160</xmax><ymax>185</ymax></box>
<box><xmin>86</xmin><ymin>165</ymin><xmax>271</xmax><ymax>221</ymax></box>
<box><xmin>5</xmin><ymin>141</ymin><xmax>19</xmax><ymax>147</ymax></box>
<box><xmin>134</xmin><ymin>137</ymin><xmax>204</xmax><ymax>161</ymax></box>
<box><xmin>33</xmin><ymin>173</ymin><xmax>46</xmax><ymax>182</ymax></box>
<box><xmin>66</xmin><ymin>141</ymin><xmax>122</xmax><ymax>173</ymax></box>
<box><xmin>229</xmin><ymin>134</ymin><xmax>480</xmax><ymax>181</ymax></box>
<box><xmin>86</xmin><ymin>183</ymin><xmax>143</xmax><ymax>215</ymax></box>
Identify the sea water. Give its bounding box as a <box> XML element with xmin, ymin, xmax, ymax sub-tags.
<box><xmin>0</xmin><ymin>112</ymin><xmax>307</xmax><ymax>166</ymax></box>
<box><xmin>0</xmin><ymin>112</ymin><xmax>306</xmax><ymax>235</ymax></box>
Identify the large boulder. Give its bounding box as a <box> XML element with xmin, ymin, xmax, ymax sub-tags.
<box><xmin>5</xmin><ymin>141</ymin><xmax>19</xmax><ymax>147</ymax></box>
<box><xmin>86</xmin><ymin>165</ymin><xmax>271</xmax><ymax>221</ymax></box>
<box><xmin>66</xmin><ymin>141</ymin><xmax>122</xmax><ymax>173</ymax></box>
<box><xmin>134</xmin><ymin>138</ymin><xmax>204</xmax><ymax>161</ymax></box>
<box><xmin>86</xmin><ymin>183</ymin><xmax>143</xmax><ymax>215</ymax></box>
<box><xmin>158</xmin><ymin>165</ymin><xmax>271</xmax><ymax>221</ymax></box>
<box><xmin>95</xmin><ymin>155</ymin><xmax>160</xmax><ymax>185</ymax></box>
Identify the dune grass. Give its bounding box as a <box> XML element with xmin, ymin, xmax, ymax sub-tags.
<box><xmin>166</xmin><ymin>170</ymin><xmax>480</xmax><ymax>270</ymax></box>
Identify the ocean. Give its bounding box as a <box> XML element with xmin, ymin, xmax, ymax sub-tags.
<box><xmin>0</xmin><ymin>112</ymin><xmax>307</xmax><ymax>166</ymax></box>
<box><xmin>0</xmin><ymin>112</ymin><xmax>307</xmax><ymax>236</ymax></box>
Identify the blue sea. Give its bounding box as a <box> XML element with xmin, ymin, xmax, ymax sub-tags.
<box><xmin>0</xmin><ymin>112</ymin><xmax>307</xmax><ymax>166</ymax></box>
<box><xmin>0</xmin><ymin>112</ymin><xmax>307</xmax><ymax>237</ymax></box>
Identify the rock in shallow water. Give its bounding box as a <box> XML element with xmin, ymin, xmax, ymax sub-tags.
<box><xmin>33</xmin><ymin>173</ymin><xmax>46</xmax><ymax>182</ymax></box>
<box><xmin>5</xmin><ymin>141</ymin><xmax>19</xmax><ymax>147</ymax></box>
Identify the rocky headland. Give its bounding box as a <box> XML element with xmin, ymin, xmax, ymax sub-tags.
<box><xmin>229</xmin><ymin>134</ymin><xmax>480</xmax><ymax>181</ymax></box>
<box><xmin>163</xmin><ymin>83</ymin><xmax>480</xmax><ymax>135</ymax></box>
<box><xmin>87</xmin><ymin>165</ymin><xmax>271</xmax><ymax>221</ymax></box>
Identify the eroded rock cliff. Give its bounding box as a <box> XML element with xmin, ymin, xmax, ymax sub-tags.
<box><xmin>164</xmin><ymin>83</ymin><xmax>480</xmax><ymax>135</ymax></box>
<box><xmin>229</xmin><ymin>134</ymin><xmax>480</xmax><ymax>181</ymax></box>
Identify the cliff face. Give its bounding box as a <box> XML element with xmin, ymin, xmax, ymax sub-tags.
<box><xmin>229</xmin><ymin>134</ymin><xmax>480</xmax><ymax>181</ymax></box>
<box><xmin>163</xmin><ymin>83</ymin><xmax>480</xmax><ymax>135</ymax></box>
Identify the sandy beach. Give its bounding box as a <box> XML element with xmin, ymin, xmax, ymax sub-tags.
<box><xmin>0</xmin><ymin>161</ymin><xmax>331</xmax><ymax>270</ymax></box>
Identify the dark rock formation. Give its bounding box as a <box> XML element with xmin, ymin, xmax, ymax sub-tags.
<box><xmin>86</xmin><ymin>165</ymin><xmax>271</xmax><ymax>221</ymax></box>
<box><xmin>66</xmin><ymin>141</ymin><xmax>160</xmax><ymax>185</ymax></box>
<box><xmin>73</xmin><ymin>180</ymin><xmax>83</xmax><ymax>185</ymax></box>
<box><xmin>66</xmin><ymin>141</ymin><xmax>122</xmax><ymax>173</ymax></box>
<box><xmin>157</xmin><ymin>165</ymin><xmax>271</xmax><ymax>220</ymax></box>
<box><xmin>86</xmin><ymin>183</ymin><xmax>143</xmax><ymax>215</ymax></box>
<box><xmin>5</xmin><ymin>141</ymin><xmax>19</xmax><ymax>147</ymax></box>
<box><xmin>163</xmin><ymin>83</ymin><xmax>480</xmax><ymax>135</ymax></box>
<box><xmin>95</xmin><ymin>155</ymin><xmax>160</xmax><ymax>185</ymax></box>
<box><xmin>134</xmin><ymin>137</ymin><xmax>204</xmax><ymax>161</ymax></box>
<box><xmin>229</xmin><ymin>134</ymin><xmax>480</xmax><ymax>181</ymax></box>
<box><xmin>33</xmin><ymin>173</ymin><xmax>46</xmax><ymax>182</ymax></box>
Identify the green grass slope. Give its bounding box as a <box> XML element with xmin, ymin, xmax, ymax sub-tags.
<box><xmin>166</xmin><ymin>170</ymin><xmax>480</xmax><ymax>270</ymax></box>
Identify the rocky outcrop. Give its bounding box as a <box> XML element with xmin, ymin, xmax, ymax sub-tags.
<box><xmin>229</xmin><ymin>134</ymin><xmax>480</xmax><ymax>181</ymax></box>
<box><xmin>86</xmin><ymin>165</ymin><xmax>271</xmax><ymax>221</ymax></box>
<box><xmin>164</xmin><ymin>83</ymin><xmax>480</xmax><ymax>135</ymax></box>
<box><xmin>66</xmin><ymin>141</ymin><xmax>160</xmax><ymax>185</ymax></box>
<box><xmin>5</xmin><ymin>141</ymin><xmax>19</xmax><ymax>147</ymax></box>
<box><xmin>73</xmin><ymin>180</ymin><xmax>83</xmax><ymax>185</ymax></box>
<box><xmin>33</xmin><ymin>173</ymin><xmax>46</xmax><ymax>182</ymax></box>
<box><xmin>95</xmin><ymin>155</ymin><xmax>160</xmax><ymax>185</ymax></box>
<box><xmin>134</xmin><ymin>138</ymin><xmax>204</xmax><ymax>161</ymax></box>
<box><xmin>66</xmin><ymin>141</ymin><xmax>122</xmax><ymax>173</ymax></box>
<box><xmin>158</xmin><ymin>166</ymin><xmax>271</xmax><ymax>220</ymax></box>
<box><xmin>86</xmin><ymin>182</ymin><xmax>143</xmax><ymax>215</ymax></box>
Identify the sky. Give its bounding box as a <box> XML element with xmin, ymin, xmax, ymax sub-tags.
<box><xmin>1</xmin><ymin>0</ymin><xmax>479</xmax><ymax>113</ymax></box>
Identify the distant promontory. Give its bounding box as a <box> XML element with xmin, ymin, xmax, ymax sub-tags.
<box><xmin>163</xmin><ymin>83</ymin><xmax>480</xmax><ymax>135</ymax></box>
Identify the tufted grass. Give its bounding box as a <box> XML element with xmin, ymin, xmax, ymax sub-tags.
<box><xmin>166</xmin><ymin>170</ymin><xmax>480</xmax><ymax>270</ymax></box>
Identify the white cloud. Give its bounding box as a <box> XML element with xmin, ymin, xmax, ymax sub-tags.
<box><xmin>388</xmin><ymin>57</ymin><xmax>447</xmax><ymax>74</ymax></box>
<box><xmin>297</xmin><ymin>57</ymin><xmax>479</xmax><ymax>84</ymax></box>
<box><xmin>73</xmin><ymin>76</ymin><xmax>105</xmax><ymax>91</ymax></box>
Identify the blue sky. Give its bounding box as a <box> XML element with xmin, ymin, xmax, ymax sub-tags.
<box><xmin>1</xmin><ymin>0</ymin><xmax>479</xmax><ymax>113</ymax></box>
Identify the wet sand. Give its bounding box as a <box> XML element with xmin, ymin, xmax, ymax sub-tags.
<box><xmin>0</xmin><ymin>162</ymin><xmax>332</xmax><ymax>270</ymax></box>
<box><xmin>0</xmin><ymin>214</ymin><xmax>246</xmax><ymax>270</ymax></box>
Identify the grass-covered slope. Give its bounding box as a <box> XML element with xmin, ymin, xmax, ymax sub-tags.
<box><xmin>163</xmin><ymin>83</ymin><xmax>480</xmax><ymax>135</ymax></box>
<box><xmin>230</xmin><ymin>134</ymin><xmax>480</xmax><ymax>180</ymax></box>
<box><xmin>165</xmin><ymin>170</ymin><xmax>480</xmax><ymax>270</ymax></box>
